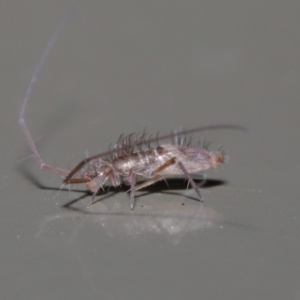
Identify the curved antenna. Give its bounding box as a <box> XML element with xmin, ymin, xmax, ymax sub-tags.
<box><xmin>63</xmin><ymin>124</ymin><xmax>247</xmax><ymax>183</ymax></box>
<box><xmin>19</xmin><ymin>9</ymin><xmax>75</xmax><ymax>177</ymax></box>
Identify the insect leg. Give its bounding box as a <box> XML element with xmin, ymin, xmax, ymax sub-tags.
<box><xmin>134</xmin><ymin>175</ymin><xmax>171</xmax><ymax>191</ymax></box>
<box><xmin>65</xmin><ymin>177</ymin><xmax>91</xmax><ymax>184</ymax></box>
<box><xmin>90</xmin><ymin>171</ymin><xmax>109</xmax><ymax>204</ymax></box>
<box><xmin>176</xmin><ymin>159</ymin><xmax>203</xmax><ymax>201</ymax></box>
<box><xmin>129</xmin><ymin>171</ymin><xmax>137</xmax><ymax>210</ymax></box>
<box><xmin>152</xmin><ymin>157</ymin><xmax>203</xmax><ymax>201</ymax></box>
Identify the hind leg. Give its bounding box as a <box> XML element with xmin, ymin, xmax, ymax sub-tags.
<box><xmin>136</xmin><ymin>157</ymin><xmax>203</xmax><ymax>201</ymax></box>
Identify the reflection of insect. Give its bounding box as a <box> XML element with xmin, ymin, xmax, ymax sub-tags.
<box><xmin>19</xmin><ymin>13</ymin><xmax>245</xmax><ymax>209</ymax></box>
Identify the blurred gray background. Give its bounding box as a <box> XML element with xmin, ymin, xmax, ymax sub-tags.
<box><xmin>1</xmin><ymin>1</ymin><xmax>300</xmax><ymax>299</ymax></box>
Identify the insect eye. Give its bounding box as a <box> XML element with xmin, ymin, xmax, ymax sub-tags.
<box><xmin>90</xmin><ymin>172</ymin><xmax>99</xmax><ymax>180</ymax></box>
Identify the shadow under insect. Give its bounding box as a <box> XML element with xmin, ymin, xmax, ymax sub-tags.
<box><xmin>18</xmin><ymin>164</ymin><xmax>226</xmax><ymax>209</ymax></box>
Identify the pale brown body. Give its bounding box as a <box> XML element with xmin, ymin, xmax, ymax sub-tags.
<box><xmin>84</xmin><ymin>144</ymin><xmax>225</xmax><ymax>191</ymax></box>
<box><xmin>66</xmin><ymin>139</ymin><xmax>227</xmax><ymax>209</ymax></box>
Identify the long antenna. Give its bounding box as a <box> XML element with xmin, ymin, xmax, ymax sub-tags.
<box><xmin>19</xmin><ymin>9</ymin><xmax>75</xmax><ymax>177</ymax></box>
<box><xmin>64</xmin><ymin>124</ymin><xmax>247</xmax><ymax>183</ymax></box>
